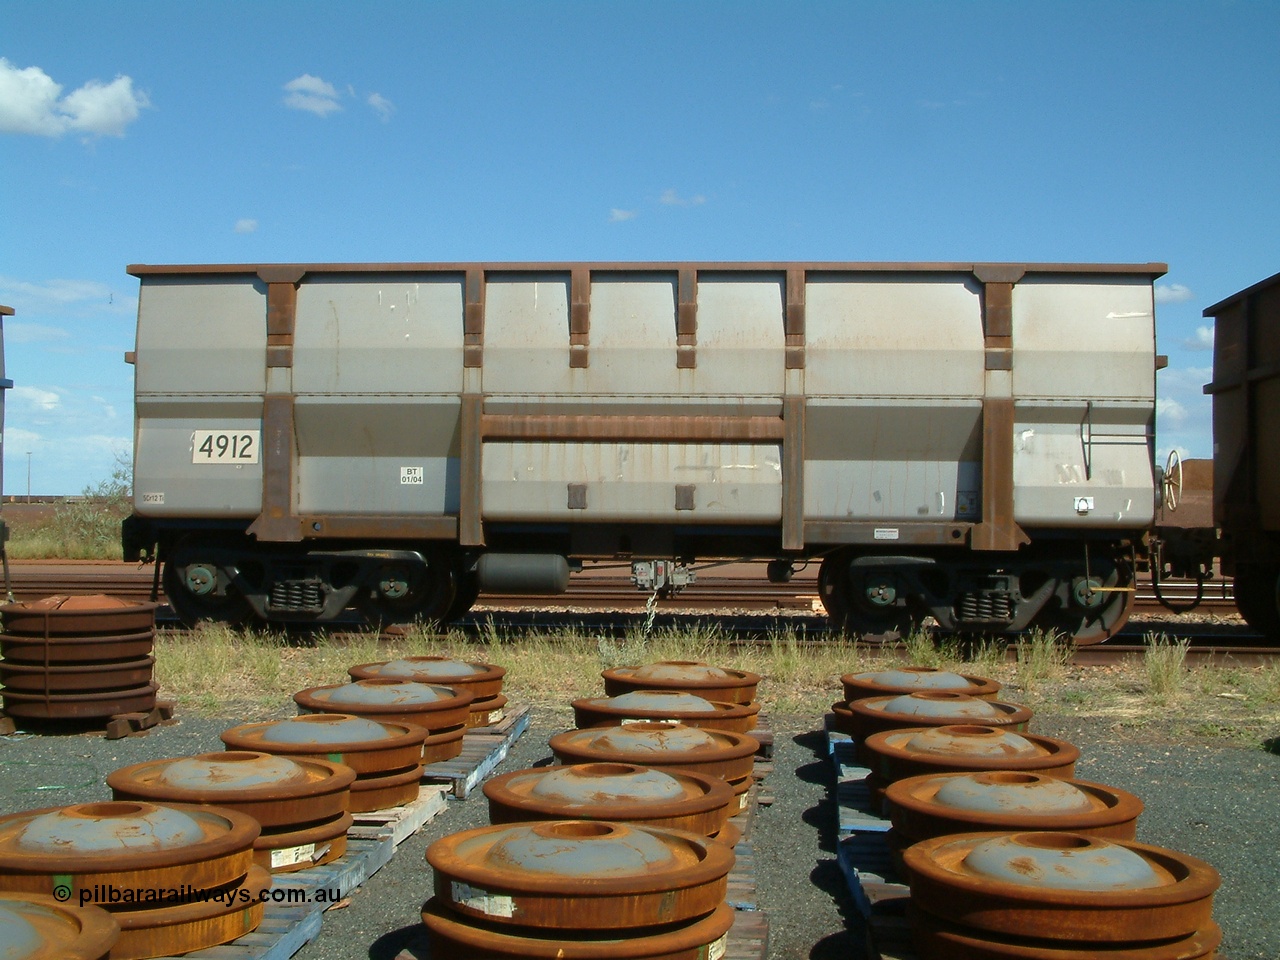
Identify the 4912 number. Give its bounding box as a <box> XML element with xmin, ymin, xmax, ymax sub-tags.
<box><xmin>192</xmin><ymin>430</ymin><xmax>259</xmax><ymax>464</ymax></box>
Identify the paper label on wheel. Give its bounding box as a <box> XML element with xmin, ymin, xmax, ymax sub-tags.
<box><xmin>707</xmin><ymin>933</ymin><xmax>728</xmax><ymax>960</ymax></box>
<box><xmin>451</xmin><ymin>881</ymin><xmax>515</xmax><ymax>918</ymax></box>
<box><xmin>271</xmin><ymin>842</ymin><xmax>317</xmax><ymax>868</ymax></box>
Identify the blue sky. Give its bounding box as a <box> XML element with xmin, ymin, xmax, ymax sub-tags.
<box><xmin>2</xmin><ymin>0</ymin><xmax>1277</xmax><ymax>495</ymax></box>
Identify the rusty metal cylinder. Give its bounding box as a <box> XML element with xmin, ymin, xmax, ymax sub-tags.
<box><xmin>602</xmin><ymin>661</ymin><xmax>761</xmax><ymax>704</ymax></box>
<box><xmin>426</xmin><ymin>820</ymin><xmax>734</xmax><ymax>930</ymax></box>
<box><xmin>422</xmin><ymin>897</ymin><xmax>735</xmax><ymax>960</ymax></box>
<box><xmin>293</xmin><ymin>678</ymin><xmax>470</xmax><ymax>764</ymax></box>
<box><xmin>549</xmin><ymin>722</ymin><xmax>759</xmax><ymax>784</ymax></box>
<box><xmin>886</xmin><ymin>771</ymin><xmax>1144</xmax><ymax>849</ymax></box>
<box><xmin>0</xmin><ymin>595</ymin><xmax>158</xmax><ymax>721</ymax></box>
<box><xmin>0</xmin><ymin>801</ymin><xmax>267</xmax><ymax>959</ymax></box>
<box><xmin>221</xmin><ymin>714</ymin><xmax>427</xmax><ymax>812</ymax></box>
<box><xmin>841</xmin><ymin>667</ymin><xmax>1001</xmax><ymax>702</ymax></box>
<box><xmin>837</xmin><ymin>692</ymin><xmax>1033</xmax><ymax>745</ymax></box>
<box><xmin>903</xmin><ymin>831</ymin><xmax>1221</xmax><ymax>946</ymax></box>
<box><xmin>348</xmin><ymin>656</ymin><xmax>507</xmax><ymax>727</ymax></box>
<box><xmin>107</xmin><ymin>751</ymin><xmax>356</xmax><ymax>874</ymax></box>
<box><xmin>572</xmin><ymin>691</ymin><xmax>759</xmax><ymax>734</ymax></box>
<box><xmin>484</xmin><ymin>763</ymin><xmax>736</xmax><ymax>839</ymax></box>
<box><xmin>0</xmin><ymin>893</ymin><xmax>120</xmax><ymax>960</ymax></box>
<box><xmin>863</xmin><ymin>725</ymin><xmax>1081</xmax><ymax>794</ymax></box>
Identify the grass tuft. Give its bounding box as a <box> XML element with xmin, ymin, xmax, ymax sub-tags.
<box><xmin>1144</xmin><ymin>632</ymin><xmax>1191</xmax><ymax>703</ymax></box>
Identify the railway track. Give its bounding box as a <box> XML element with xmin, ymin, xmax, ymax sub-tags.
<box><xmin>2</xmin><ymin>561</ymin><xmax>1269</xmax><ymax>662</ymax></box>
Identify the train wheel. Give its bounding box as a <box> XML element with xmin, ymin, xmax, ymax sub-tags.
<box><xmin>162</xmin><ymin>555</ymin><xmax>254</xmax><ymax>627</ymax></box>
<box><xmin>819</xmin><ymin>554</ymin><xmax>920</xmax><ymax>644</ymax></box>
<box><xmin>1036</xmin><ymin>557</ymin><xmax>1135</xmax><ymax>646</ymax></box>
<box><xmin>1232</xmin><ymin>563</ymin><xmax>1280</xmax><ymax>640</ymax></box>
<box><xmin>361</xmin><ymin>553</ymin><xmax>456</xmax><ymax>628</ymax></box>
<box><xmin>444</xmin><ymin>567</ymin><xmax>481</xmax><ymax>622</ymax></box>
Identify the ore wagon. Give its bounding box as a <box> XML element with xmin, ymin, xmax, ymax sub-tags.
<box><xmin>122</xmin><ymin>261</ymin><xmax>1164</xmax><ymax>643</ymax></box>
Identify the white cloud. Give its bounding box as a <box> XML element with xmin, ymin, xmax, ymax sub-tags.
<box><xmin>660</xmin><ymin>188</ymin><xmax>707</xmax><ymax>207</ymax></box>
<box><xmin>283</xmin><ymin>74</ymin><xmax>342</xmax><ymax>116</ymax></box>
<box><xmin>12</xmin><ymin>386</ymin><xmax>62</xmax><ymax>412</ymax></box>
<box><xmin>0</xmin><ymin>58</ymin><xmax>148</xmax><ymax>138</ymax></box>
<box><xmin>5</xmin><ymin>322</ymin><xmax>71</xmax><ymax>344</ymax></box>
<box><xmin>1181</xmin><ymin>324</ymin><xmax>1214</xmax><ymax>351</ymax></box>
<box><xmin>234</xmin><ymin>218</ymin><xmax>259</xmax><ymax>234</ymax></box>
<box><xmin>0</xmin><ymin>276</ymin><xmax>131</xmax><ymax>318</ymax></box>
<box><xmin>368</xmin><ymin>93</ymin><xmax>394</xmax><ymax>122</ymax></box>
<box><xmin>1154</xmin><ymin>283</ymin><xmax>1194</xmax><ymax>304</ymax></box>
<box><xmin>1156</xmin><ymin>396</ymin><xmax>1188</xmax><ymax>427</ymax></box>
<box><xmin>609</xmin><ymin>208</ymin><xmax>637</xmax><ymax>223</ymax></box>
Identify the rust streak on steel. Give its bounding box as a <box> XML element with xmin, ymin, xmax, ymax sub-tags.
<box><xmin>480</xmin><ymin>413</ymin><xmax>786</xmax><ymax>442</ymax></box>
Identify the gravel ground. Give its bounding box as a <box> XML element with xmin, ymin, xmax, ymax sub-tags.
<box><xmin>0</xmin><ymin>709</ymin><xmax>1276</xmax><ymax>960</ymax></box>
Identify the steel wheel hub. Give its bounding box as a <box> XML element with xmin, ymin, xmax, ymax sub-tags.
<box><xmin>602</xmin><ymin>661</ymin><xmax>761</xmax><ymax>704</ymax></box>
<box><xmin>549</xmin><ymin>722</ymin><xmax>760</xmax><ymax>784</ymax></box>
<box><xmin>842</xmin><ymin>667</ymin><xmax>1001</xmax><ymax>702</ymax></box>
<box><xmin>572</xmin><ymin>691</ymin><xmax>759</xmax><ymax>734</ymax></box>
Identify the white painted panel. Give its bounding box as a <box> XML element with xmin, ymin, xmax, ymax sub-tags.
<box><xmin>1012</xmin><ymin>401</ymin><xmax>1155</xmax><ymax>527</ymax></box>
<box><xmin>1012</xmin><ymin>278</ymin><xmax>1155</xmax><ymax>400</ymax></box>
<box><xmin>133</xmin><ymin>401</ymin><xmax>263</xmax><ymax>517</ymax></box>
<box><xmin>482</xmin><ymin>277</ymin><xmax>571</xmax><ymax>395</ymax></box>
<box><xmin>691</xmin><ymin>276</ymin><xmax>785</xmax><ymax>395</ymax></box>
<box><xmin>136</xmin><ymin>277</ymin><xmax>267</xmax><ymax>395</ymax></box>
<box><xmin>483</xmin><ymin>442</ymin><xmax>782</xmax><ymax>522</ymax></box>
<box><xmin>293</xmin><ymin>275</ymin><xmax>464</xmax><ymax>394</ymax></box>
<box><xmin>804</xmin><ymin>460</ymin><xmax>981</xmax><ymax>522</ymax></box>
<box><xmin>806</xmin><ymin>274</ymin><xmax>985</xmax><ymax>397</ymax></box>
<box><xmin>584</xmin><ymin>277</ymin><xmax>680</xmax><ymax>395</ymax></box>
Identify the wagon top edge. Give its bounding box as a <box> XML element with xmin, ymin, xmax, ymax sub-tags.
<box><xmin>0</xmin><ymin>305</ymin><xmax>13</xmax><ymax>316</ymax></box>
<box><xmin>1201</xmin><ymin>269</ymin><xmax>1280</xmax><ymax>317</ymax></box>
<box><xmin>127</xmin><ymin>260</ymin><xmax>1169</xmax><ymax>280</ymax></box>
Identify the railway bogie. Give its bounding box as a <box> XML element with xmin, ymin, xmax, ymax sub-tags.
<box><xmin>123</xmin><ymin>261</ymin><xmax>1165</xmax><ymax>642</ymax></box>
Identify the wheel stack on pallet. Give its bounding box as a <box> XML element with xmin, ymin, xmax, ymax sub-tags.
<box><xmin>827</xmin><ymin>665</ymin><xmax>1224</xmax><ymax>960</ymax></box>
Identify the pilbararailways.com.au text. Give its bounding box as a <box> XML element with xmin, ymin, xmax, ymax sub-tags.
<box><xmin>59</xmin><ymin>883</ymin><xmax>341</xmax><ymax>908</ymax></box>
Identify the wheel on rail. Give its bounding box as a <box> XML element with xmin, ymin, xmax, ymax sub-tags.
<box><xmin>443</xmin><ymin>564</ymin><xmax>481</xmax><ymax>622</ymax></box>
<box><xmin>820</xmin><ymin>552</ymin><xmax>922</xmax><ymax>644</ymax></box>
<box><xmin>1033</xmin><ymin>555</ymin><xmax>1135</xmax><ymax>646</ymax></box>
<box><xmin>1232</xmin><ymin>563</ymin><xmax>1280</xmax><ymax>640</ymax></box>
<box><xmin>162</xmin><ymin>543</ymin><xmax>254</xmax><ymax>627</ymax></box>
<box><xmin>359</xmin><ymin>551</ymin><xmax>456</xmax><ymax>628</ymax></box>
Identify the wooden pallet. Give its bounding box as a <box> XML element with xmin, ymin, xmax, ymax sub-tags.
<box><xmin>827</xmin><ymin>720</ymin><xmax>915</xmax><ymax>960</ymax></box>
<box><xmin>421</xmin><ymin>703</ymin><xmax>531</xmax><ymax>798</ymax></box>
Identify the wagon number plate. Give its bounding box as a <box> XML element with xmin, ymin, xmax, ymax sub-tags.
<box><xmin>192</xmin><ymin>430</ymin><xmax>259</xmax><ymax>464</ymax></box>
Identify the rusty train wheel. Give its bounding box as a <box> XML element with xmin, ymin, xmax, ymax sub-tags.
<box><xmin>0</xmin><ymin>801</ymin><xmax>259</xmax><ymax>900</ymax></box>
<box><xmin>467</xmin><ymin>693</ymin><xmax>508</xmax><ymax>727</ymax></box>
<box><xmin>844</xmin><ymin>692</ymin><xmax>1033</xmax><ymax>747</ymax></box>
<box><xmin>484</xmin><ymin>763</ymin><xmax>736</xmax><ymax>838</ymax></box>
<box><xmin>549</xmin><ymin>722</ymin><xmax>759</xmax><ymax>784</ymax></box>
<box><xmin>107</xmin><ymin>751</ymin><xmax>355</xmax><ymax>829</ymax></box>
<box><xmin>255</xmin><ymin>812</ymin><xmax>352</xmax><ymax>872</ymax></box>
<box><xmin>0</xmin><ymin>656</ymin><xmax>156</xmax><ymax>693</ymax></box>
<box><xmin>572</xmin><ymin>692</ymin><xmax>759</xmax><ymax>734</ymax></box>
<box><xmin>842</xmin><ymin>667</ymin><xmax>1001</xmax><ymax>703</ymax></box>
<box><xmin>0</xmin><ymin>629</ymin><xmax>154</xmax><ymax>665</ymax></box>
<box><xmin>427</xmin><ymin>820</ymin><xmax>734</xmax><ymax>929</ymax></box>
<box><xmin>348</xmin><ymin>657</ymin><xmax>506</xmax><ymax>700</ymax></box>
<box><xmin>347</xmin><ymin>763</ymin><xmax>424</xmax><ymax>812</ymax></box>
<box><xmin>0</xmin><ymin>595</ymin><xmax>158</xmax><ymax>637</ymax></box>
<box><xmin>863</xmin><ymin>725</ymin><xmax>1080</xmax><ymax>789</ymax></box>
<box><xmin>1033</xmin><ymin>558</ymin><xmax>1136</xmax><ymax>646</ymax></box>
<box><xmin>220</xmin><ymin>714</ymin><xmax>428</xmax><ymax>775</ymax></box>
<box><xmin>885</xmin><ymin>771</ymin><xmax>1144</xmax><ymax>846</ymax></box>
<box><xmin>0</xmin><ymin>893</ymin><xmax>120</xmax><ymax>960</ymax></box>
<box><xmin>1</xmin><ymin>683</ymin><xmax>160</xmax><ymax>721</ymax></box>
<box><xmin>294</xmin><ymin>678</ymin><xmax>474</xmax><ymax>733</ymax></box>
<box><xmin>422</xmin><ymin>897</ymin><xmax>735</xmax><ymax>960</ymax></box>
<box><xmin>107</xmin><ymin>863</ymin><xmax>270</xmax><ymax>960</ymax></box>
<box><xmin>601</xmin><ymin>662</ymin><xmax>761</xmax><ymax>704</ymax></box>
<box><xmin>903</xmin><ymin>831</ymin><xmax>1220</xmax><ymax>944</ymax></box>
<box><xmin>909</xmin><ymin>904</ymin><xmax>1222</xmax><ymax>960</ymax></box>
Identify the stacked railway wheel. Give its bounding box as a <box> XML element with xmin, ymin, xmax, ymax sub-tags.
<box><xmin>348</xmin><ymin>656</ymin><xmax>507</xmax><ymax>727</ymax></box>
<box><xmin>221</xmin><ymin>714</ymin><xmax>427</xmax><ymax>813</ymax></box>
<box><xmin>601</xmin><ymin>661</ymin><xmax>761</xmax><ymax>704</ymax></box>
<box><xmin>0</xmin><ymin>800</ymin><xmax>267</xmax><ymax>960</ymax></box>
<box><xmin>0</xmin><ymin>595</ymin><xmax>158</xmax><ymax>723</ymax></box>
<box><xmin>550</xmin><ymin>721</ymin><xmax>760</xmax><ymax>816</ymax></box>
<box><xmin>0</xmin><ymin>893</ymin><xmax>120</xmax><ymax>960</ymax></box>
<box><xmin>884</xmin><ymin>771</ymin><xmax>1144</xmax><ymax>871</ymax></box>
<box><xmin>840</xmin><ymin>667</ymin><xmax>1002</xmax><ymax>703</ymax></box>
<box><xmin>422</xmin><ymin>819</ymin><xmax>736</xmax><ymax>959</ymax></box>
<box><xmin>862</xmin><ymin>725</ymin><xmax>1081</xmax><ymax>798</ymax></box>
<box><xmin>902</xmin><ymin>831</ymin><xmax>1221</xmax><ymax>960</ymax></box>
<box><xmin>572</xmin><ymin>690</ymin><xmax>759</xmax><ymax>735</ymax></box>
<box><xmin>293</xmin><ymin>677</ymin><xmax>472</xmax><ymax>765</ymax></box>
<box><xmin>484</xmin><ymin>762</ymin><xmax>739</xmax><ymax>846</ymax></box>
<box><xmin>834</xmin><ymin>692</ymin><xmax>1033</xmax><ymax>763</ymax></box>
<box><xmin>106</xmin><ymin>751</ymin><xmax>355</xmax><ymax>873</ymax></box>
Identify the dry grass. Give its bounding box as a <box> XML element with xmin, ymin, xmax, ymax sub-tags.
<box><xmin>150</xmin><ymin>621</ymin><xmax>1280</xmax><ymax>747</ymax></box>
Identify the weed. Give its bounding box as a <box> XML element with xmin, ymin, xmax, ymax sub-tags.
<box><xmin>1144</xmin><ymin>632</ymin><xmax>1190</xmax><ymax>702</ymax></box>
<box><xmin>1014</xmin><ymin>629</ymin><xmax>1072</xmax><ymax>694</ymax></box>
